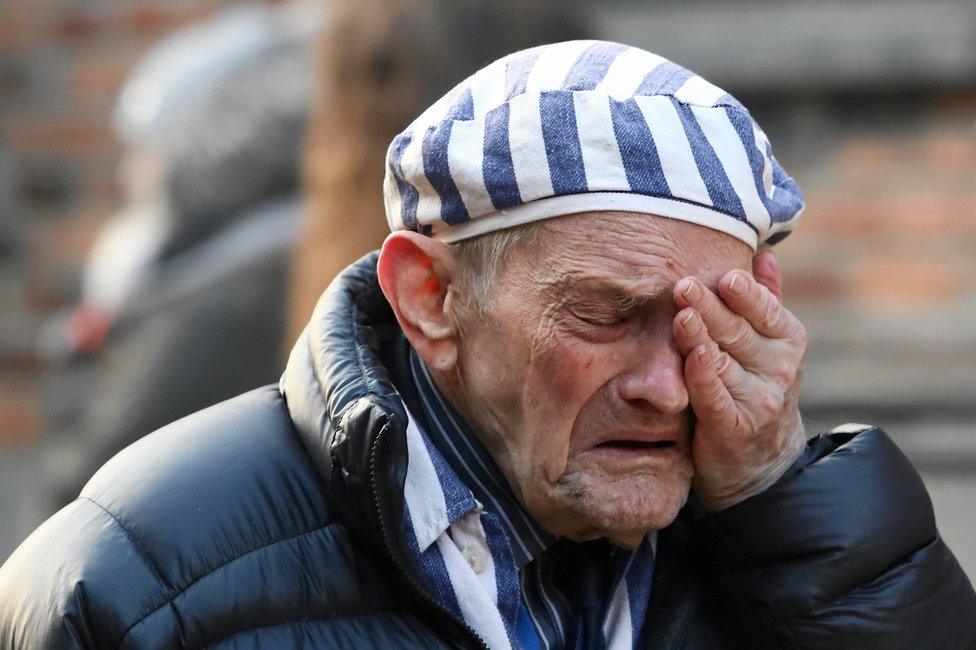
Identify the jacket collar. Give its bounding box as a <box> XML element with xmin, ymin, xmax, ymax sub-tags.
<box><xmin>280</xmin><ymin>251</ymin><xmax>409</xmax><ymax>553</ymax></box>
<box><xmin>402</xmin><ymin>410</ymin><xmax>482</xmax><ymax>552</ymax></box>
<box><xmin>279</xmin><ymin>252</ymin><xmax>502</xmax><ymax>648</ymax></box>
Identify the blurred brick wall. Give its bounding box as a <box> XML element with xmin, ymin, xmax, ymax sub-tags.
<box><xmin>769</xmin><ymin>95</ymin><xmax>976</xmax><ymax>416</ymax></box>
<box><xmin>782</xmin><ymin>100</ymin><xmax>976</xmax><ymax>314</ymax></box>
<box><xmin>0</xmin><ymin>1</ymin><xmax>266</xmax><ymax>446</ymax></box>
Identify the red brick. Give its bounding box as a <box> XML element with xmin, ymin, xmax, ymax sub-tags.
<box><xmin>915</xmin><ymin>130</ymin><xmax>976</xmax><ymax>175</ymax></box>
<box><xmin>71</xmin><ymin>56</ymin><xmax>131</xmax><ymax>96</ymax></box>
<box><xmin>105</xmin><ymin>4</ymin><xmax>226</xmax><ymax>39</ymax></box>
<box><xmin>55</xmin><ymin>10</ymin><xmax>103</xmax><ymax>44</ymax></box>
<box><xmin>127</xmin><ymin>6</ymin><xmax>204</xmax><ymax>34</ymax></box>
<box><xmin>0</xmin><ymin>351</ymin><xmax>44</xmax><ymax>375</ymax></box>
<box><xmin>23</xmin><ymin>207</ymin><xmax>107</xmax><ymax>308</ymax></box>
<box><xmin>933</xmin><ymin>92</ymin><xmax>976</xmax><ymax>119</ymax></box>
<box><xmin>833</xmin><ymin>139</ymin><xmax>899</xmax><ymax>181</ymax></box>
<box><xmin>849</xmin><ymin>256</ymin><xmax>974</xmax><ymax>311</ymax></box>
<box><xmin>881</xmin><ymin>191</ymin><xmax>976</xmax><ymax>237</ymax></box>
<box><xmin>801</xmin><ymin>196</ymin><xmax>890</xmax><ymax>238</ymax></box>
<box><xmin>6</xmin><ymin>116</ymin><xmax>113</xmax><ymax>155</ymax></box>
<box><xmin>782</xmin><ymin>269</ymin><xmax>847</xmax><ymax>302</ymax></box>
<box><xmin>0</xmin><ymin>383</ymin><xmax>40</xmax><ymax>447</ymax></box>
<box><xmin>0</xmin><ymin>17</ymin><xmax>29</xmax><ymax>49</ymax></box>
<box><xmin>34</xmin><ymin>204</ymin><xmax>108</xmax><ymax>251</ymax></box>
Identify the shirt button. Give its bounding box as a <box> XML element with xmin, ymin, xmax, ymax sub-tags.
<box><xmin>461</xmin><ymin>545</ymin><xmax>487</xmax><ymax>574</ymax></box>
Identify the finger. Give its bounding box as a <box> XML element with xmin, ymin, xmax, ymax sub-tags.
<box><xmin>673</xmin><ymin>307</ymin><xmax>710</xmax><ymax>357</ymax></box>
<box><xmin>675</xmin><ymin>317</ymin><xmax>749</xmax><ymax>396</ymax></box>
<box><xmin>718</xmin><ymin>271</ymin><xmax>804</xmax><ymax>343</ymax></box>
<box><xmin>674</xmin><ymin>277</ymin><xmax>763</xmax><ymax>361</ymax></box>
<box><xmin>673</xmin><ymin>308</ymin><xmax>760</xmax><ymax>386</ymax></box>
<box><xmin>685</xmin><ymin>343</ymin><xmax>738</xmax><ymax>432</ymax></box>
<box><xmin>752</xmin><ymin>249</ymin><xmax>782</xmax><ymax>301</ymax></box>
<box><xmin>710</xmin><ymin>341</ymin><xmax>748</xmax><ymax>391</ymax></box>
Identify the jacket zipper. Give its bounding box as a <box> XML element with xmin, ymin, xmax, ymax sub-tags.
<box><xmin>368</xmin><ymin>421</ymin><xmax>492</xmax><ymax>650</ymax></box>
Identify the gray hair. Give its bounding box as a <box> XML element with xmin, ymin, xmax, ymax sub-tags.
<box><xmin>450</xmin><ymin>222</ymin><xmax>540</xmax><ymax>312</ymax></box>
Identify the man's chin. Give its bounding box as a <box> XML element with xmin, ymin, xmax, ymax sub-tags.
<box><xmin>529</xmin><ymin>471</ymin><xmax>692</xmax><ymax>545</ymax></box>
<box><xmin>585</xmin><ymin>489</ymin><xmax>688</xmax><ymax>547</ymax></box>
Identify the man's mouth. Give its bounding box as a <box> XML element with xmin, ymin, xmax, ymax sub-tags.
<box><xmin>583</xmin><ymin>436</ymin><xmax>681</xmax><ymax>466</ymax></box>
<box><xmin>575</xmin><ymin>427</ymin><xmax>687</xmax><ymax>463</ymax></box>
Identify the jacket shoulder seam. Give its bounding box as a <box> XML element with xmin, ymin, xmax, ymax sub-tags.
<box><xmin>79</xmin><ymin>496</ymin><xmax>170</xmax><ymax>592</ymax></box>
<box><xmin>115</xmin><ymin>520</ymin><xmax>339</xmax><ymax>649</ymax></box>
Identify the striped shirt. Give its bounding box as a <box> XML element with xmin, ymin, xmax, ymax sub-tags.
<box><xmin>398</xmin><ymin>346</ymin><xmax>657</xmax><ymax>649</ymax></box>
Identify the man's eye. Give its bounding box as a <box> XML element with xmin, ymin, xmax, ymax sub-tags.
<box><xmin>578</xmin><ymin>314</ymin><xmax>628</xmax><ymax>328</ymax></box>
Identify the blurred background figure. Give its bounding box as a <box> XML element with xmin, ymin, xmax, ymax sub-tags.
<box><xmin>1</xmin><ymin>0</ymin><xmax>974</xmax><ymax>580</ymax></box>
<box><xmin>37</xmin><ymin>1</ymin><xmax>324</xmax><ymax>508</ymax></box>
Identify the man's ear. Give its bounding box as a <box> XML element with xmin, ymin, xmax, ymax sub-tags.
<box><xmin>377</xmin><ymin>231</ymin><xmax>458</xmax><ymax>371</ymax></box>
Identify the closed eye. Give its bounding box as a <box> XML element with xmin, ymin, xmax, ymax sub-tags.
<box><xmin>566</xmin><ymin>293</ymin><xmax>649</xmax><ymax>333</ymax></box>
<box><xmin>575</xmin><ymin>313</ymin><xmax>630</xmax><ymax>329</ymax></box>
<box><xmin>581</xmin><ymin>316</ymin><xmax>626</xmax><ymax>328</ymax></box>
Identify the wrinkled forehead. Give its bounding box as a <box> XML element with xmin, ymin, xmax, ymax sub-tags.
<box><xmin>532</xmin><ymin>211</ymin><xmax>752</xmax><ymax>290</ymax></box>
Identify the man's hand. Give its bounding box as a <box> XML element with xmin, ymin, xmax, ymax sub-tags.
<box><xmin>672</xmin><ymin>250</ymin><xmax>807</xmax><ymax>511</ymax></box>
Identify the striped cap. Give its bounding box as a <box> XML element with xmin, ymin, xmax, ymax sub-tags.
<box><xmin>383</xmin><ymin>40</ymin><xmax>803</xmax><ymax>250</ymax></box>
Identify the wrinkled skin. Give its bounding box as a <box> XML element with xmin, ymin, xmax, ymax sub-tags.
<box><xmin>378</xmin><ymin>210</ymin><xmax>808</xmax><ymax>548</ymax></box>
<box><xmin>671</xmin><ymin>249</ymin><xmax>807</xmax><ymax>512</ymax></box>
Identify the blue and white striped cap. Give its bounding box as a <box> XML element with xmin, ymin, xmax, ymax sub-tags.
<box><xmin>383</xmin><ymin>40</ymin><xmax>803</xmax><ymax>250</ymax></box>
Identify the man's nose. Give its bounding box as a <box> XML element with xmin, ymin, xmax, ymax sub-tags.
<box><xmin>615</xmin><ymin>342</ymin><xmax>689</xmax><ymax>415</ymax></box>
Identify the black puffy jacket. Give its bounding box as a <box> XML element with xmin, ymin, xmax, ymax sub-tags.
<box><xmin>2</xmin><ymin>254</ymin><xmax>974</xmax><ymax>649</ymax></box>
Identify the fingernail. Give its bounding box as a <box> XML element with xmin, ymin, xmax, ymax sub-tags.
<box><xmin>680</xmin><ymin>309</ymin><xmax>697</xmax><ymax>331</ymax></box>
<box><xmin>728</xmin><ymin>273</ymin><xmax>746</xmax><ymax>295</ymax></box>
<box><xmin>678</xmin><ymin>278</ymin><xmax>700</xmax><ymax>301</ymax></box>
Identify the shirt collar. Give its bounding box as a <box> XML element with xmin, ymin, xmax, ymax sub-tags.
<box><xmin>408</xmin><ymin>348</ymin><xmax>556</xmax><ymax>567</ymax></box>
<box><xmin>402</xmin><ymin>409</ymin><xmax>481</xmax><ymax>552</ymax></box>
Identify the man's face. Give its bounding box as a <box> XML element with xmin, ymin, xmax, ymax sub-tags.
<box><xmin>443</xmin><ymin>211</ymin><xmax>751</xmax><ymax>546</ymax></box>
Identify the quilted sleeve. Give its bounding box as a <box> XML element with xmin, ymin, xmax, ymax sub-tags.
<box><xmin>688</xmin><ymin>426</ymin><xmax>976</xmax><ymax>649</ymax></box>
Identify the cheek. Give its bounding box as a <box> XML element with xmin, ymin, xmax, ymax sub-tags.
<box><xmin>521</xmin><ymin>335</ymin><xmax>622</xmax><ymax>475</ymax></box>
<box><xmin>531</xmin><ymin>345</ymin><xmax>613</xmax><ymax>405</ymax></box>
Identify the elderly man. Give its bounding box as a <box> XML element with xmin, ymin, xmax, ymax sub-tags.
<box><xmin>1</xmin><ymin>41</ymin><xmax>974</xmax><ymax>649</ymax></box>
